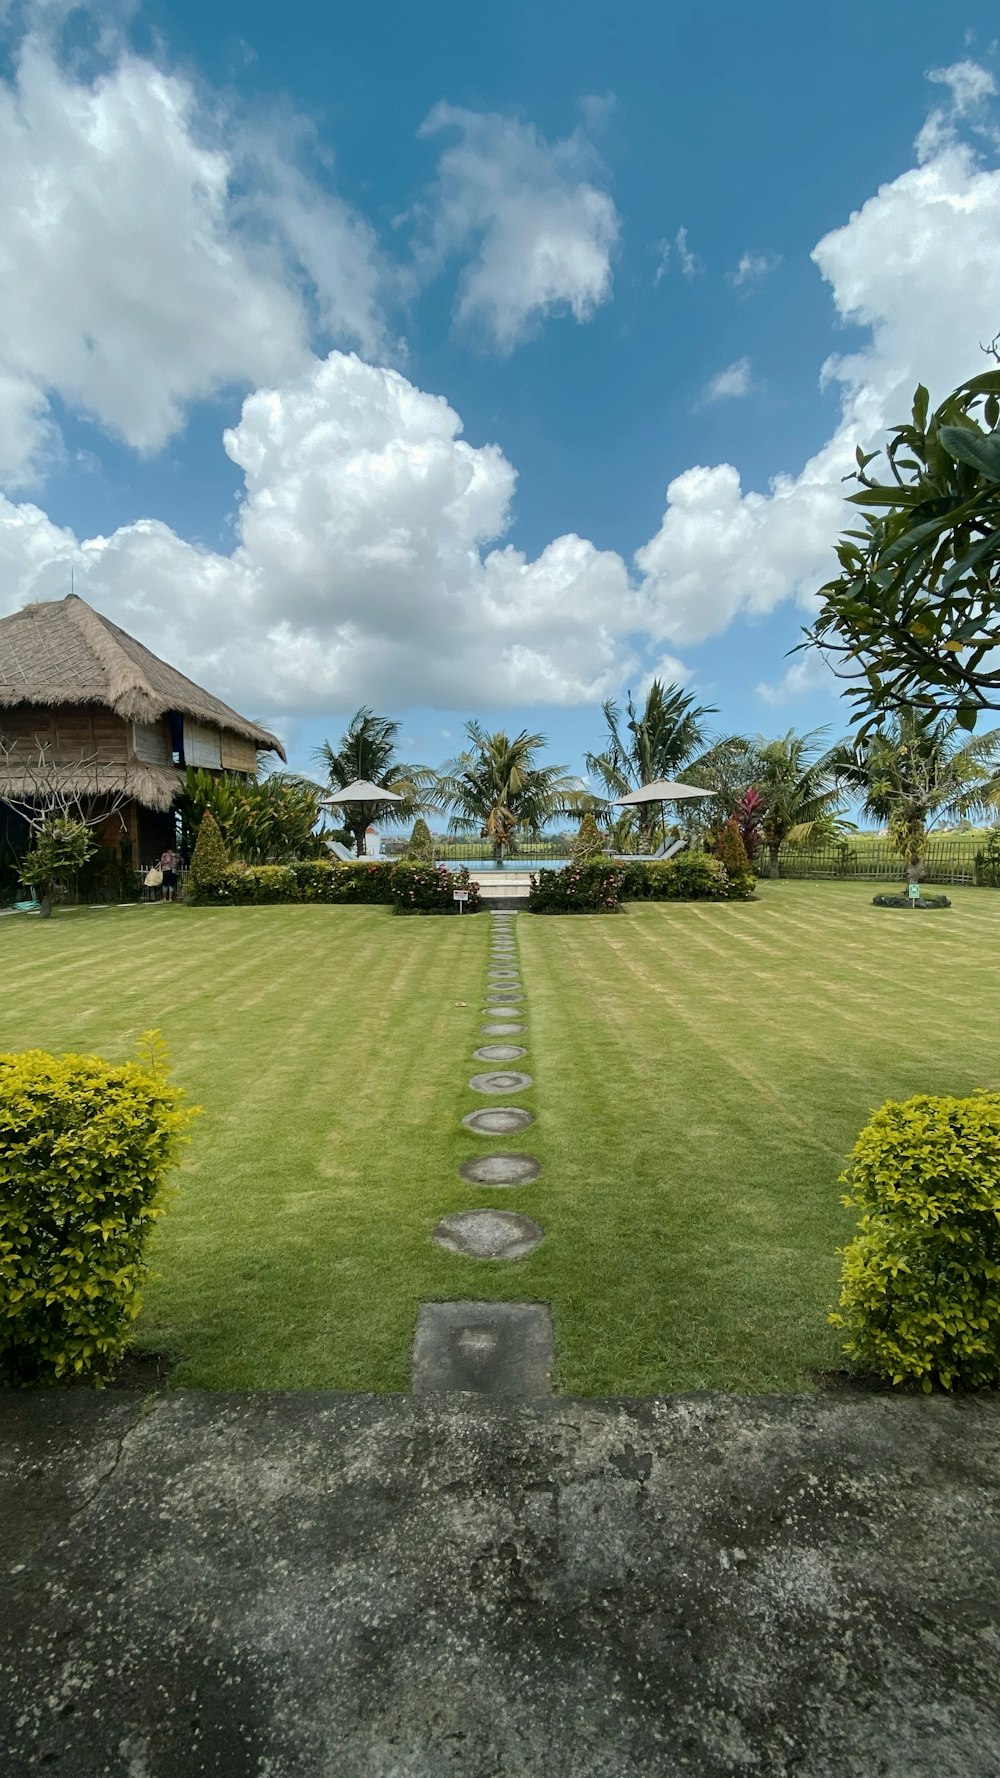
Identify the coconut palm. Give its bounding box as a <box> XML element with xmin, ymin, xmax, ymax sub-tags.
<box><xmin>583</xmin><ymin>679</ymin><xmax>740</xmax><ymax>853</ymax></box>
<box><xmin>754</xmin><ymin>729</ymin><xmax>844</xmax><ymax>879</ymax></box>
<box><xmin>831</xmin><ymin>708</ymin><xmax>1000</xmax><ymax>882</ymax></box>
<box><xmin>434</xmin><ymin>723</ymin><xmax>589</xmax><ymax>862</ymax></box>
<box><xmin>314</xmin><ymin>709</ymin><xmax>430</xmax><ymax>856</ymax></box>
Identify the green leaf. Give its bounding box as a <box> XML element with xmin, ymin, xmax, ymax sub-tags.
<box><xmin>956</xmin><ymin>705</ymin><xmax>979</xmax><ymax>731</ymax></box>
<box><xmin>912</xmin><ymin>384</ymin><xmax>929</xmax><ymax>432</ymax></box>
<box><xmin>939</xmin><ymin>425</ymin><xmax>1000</xmax><ymax>481</ymax></box>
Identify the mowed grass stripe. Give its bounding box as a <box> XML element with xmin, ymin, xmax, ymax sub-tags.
<box><xmin>3</xmin><ymin>883</ymin><xmax>999</xmax><ymax>1394</ymax></box>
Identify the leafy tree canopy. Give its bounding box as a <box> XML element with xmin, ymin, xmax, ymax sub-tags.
<box><xmin>805</xmin><ymin>368</ymin><xmax>1000</xmax><ymax>729</ymax></box>
<box><xmin>314</xmin><ymin>708</ymin><xmax>430</xmax><ymax>856</ymax></box>
<box><xmin>434</xmin><ymin>723</ymin><xmax>589</xmax><ymax>860</ymax></box>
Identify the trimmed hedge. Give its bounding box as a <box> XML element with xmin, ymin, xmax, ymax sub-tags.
<box><xmin>0</xmin><ymin>1037</ymin><xmax>195</xmax><ymax>1385</ymax></box>
<box><xmin>831</xmin><ymin>1093</ymin><xmax>1000</xmax><ymax>1390</ymax></box>
<box><xmin>390</xmin><ymin>862</ymin><xmax>481</xmax><ymax>914</ymax></box>
<box><xmin>529</xmin><ymin>862</ymin><xmax>626</xmax><ymax>913</ymax></box>
<box><xmin>528</xmin><ymin>852</ymin><xmax>757</xmax><ymax>913</ymax></box>
<box><xmin>621</xmin><ymin>851</ymin><xmax>756</xmax><ymax>902</ymax></box>
<box><xmin>188</xmin><ymin>857</ymin><xmax>479</xmax><ymax>912</ymax></box>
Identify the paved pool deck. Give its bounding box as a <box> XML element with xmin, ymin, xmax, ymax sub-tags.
<box><xmin>3</xmin><ymin>1389</ymin><xmax>999</xmax><ymax>1777</ymax></box>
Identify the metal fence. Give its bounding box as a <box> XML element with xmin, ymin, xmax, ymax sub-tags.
<box><xmin>765</xmin><ymin>841</ymin><xmax>998</xmax><ymax>887</ymax></box>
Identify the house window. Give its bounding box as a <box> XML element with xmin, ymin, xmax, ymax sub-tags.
<box><xmin>167</xmin><ymin>712</ymin><xmax>185</xmax><ymax>767</ymax></box>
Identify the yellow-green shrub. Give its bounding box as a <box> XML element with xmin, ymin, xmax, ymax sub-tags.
<box><xmin>0</xmin><ymin>1036</ymin><xmax>196</xmax><ymax>1385</ymax></box>
<box><xmin>831</xmin><ymin>1093</ymin><xmax>1000</xmax><ymax>1389</ymax></box>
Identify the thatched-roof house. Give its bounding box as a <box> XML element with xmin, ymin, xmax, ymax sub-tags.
<box><xmin>0</xmin><ymin>594</ymin><xmax>285</xmax><ymax>865</ymax></box>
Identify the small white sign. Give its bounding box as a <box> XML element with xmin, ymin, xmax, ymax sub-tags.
<box><xmin>453</xmin><ymin>889</ymin><xmax>469</xmax><ymax>903</ymax></box>
<box><xmin>907</xmin><ymin>882</ymin><xmax>920</xmax><ymax>900</ymax></box>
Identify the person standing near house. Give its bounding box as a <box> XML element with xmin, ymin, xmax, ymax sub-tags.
<box><xmin>159</xmin><ymin>844</ymin><xmax>181</xmax><ymax>902</ymax></box>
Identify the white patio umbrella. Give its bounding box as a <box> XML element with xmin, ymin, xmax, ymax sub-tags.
<box><xmin>321</xmin><ymin>780</ymin><xmax>404</xmax><ymax>856</ymax></box>
<box><xmin>610</xmin><ymin>778</ymin><xmax>713</xmax><ymax>852</ymax></box>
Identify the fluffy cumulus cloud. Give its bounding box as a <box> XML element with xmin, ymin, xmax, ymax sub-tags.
<box><xmin>635</xmin><ymin>65</ymin><xmax>1000</xmax><ymax>649</ymax></box>
<box><xmin>0</xmin><ymin>352</ymin><xmax>643</xmax><ymax>715</ymax></box>
<box><xmin>417</xmin><ymin>103</ymin><xmax>619</xmax><ymax>350</ymax></box>
<box><xmin>3</xmin><ymin>51</ymin><xmax>1000</xmax><ymax>725</ymax></box>
<box><xmin>0</xmin><ymin>30</ymin><xmax>382</xmax><ymax>483</ymax></box>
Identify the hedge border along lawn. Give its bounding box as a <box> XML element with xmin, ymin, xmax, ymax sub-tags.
<box><xmin>1</xmin><ymin>881</ymin><xmax>998</xmax><ymax>1393</ymax></box>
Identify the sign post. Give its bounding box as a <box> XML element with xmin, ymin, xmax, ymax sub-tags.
<box><xmin>453</xmin><ymin>888</ymin><xmax>469</xmax><ymax>915</ymax></box>
<box><xmin>907</xmin><ymin>882</ymin><xmax>921</xmax><ymax>908</ymax></box>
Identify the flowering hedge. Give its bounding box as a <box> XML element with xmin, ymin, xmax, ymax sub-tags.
<box><xmin>188</xmin><ymin>858</ymin><xmax>479</xmax><ymax>912</ymax></box>
<box><xmin>390</xmin><ymin>863</ymin><xmax>481</xmax><ymax>915</ymax></box>
<box><xmin>528</xmin><ymin>862</ymin><xmax>626</xmax><ymax>913</ymax></box>
<box><xmin>528</xmin><ymin>852</ymin><xmax>755</xmax><ymax>913</ymax></box>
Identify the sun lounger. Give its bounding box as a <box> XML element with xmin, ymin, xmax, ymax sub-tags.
<box><xmin>612</xmin><ymin>837</ymin><xmax>686</xmax><ymax>864</ymax></box>
<box><xmin>328</xmin><ymin>840</ymin><xmax>356</xmax><ymax>862</ymax></box>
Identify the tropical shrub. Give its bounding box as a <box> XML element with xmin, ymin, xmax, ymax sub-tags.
<box><xmin>831</xmin><ymin>1093</ymin><xmax>1000</xmax><ymax>1389</ymax></box>
<box><xmin>617</xmin><ymin>852</ymin><xmax>755</xmax><ymax>902</ymax></box>
<box><xmin>187</xmin><ymin>810</ymin><xmax>229</xmax><ymax>898</ymax></box>
<box><xmin>976</xmin><ymin>829</ymin><xmax>1000</xmax><ymax>888</ymax></box>
<box><xmin>529</xmin><ymin>862</ymin><xmax>626</xmax><ymax>913</ymax></box>
<box><xmin>223</xmin><ymin>864</ymin><xmax>300</xmax><ymax>904</ymax></box>
<box><xmin>390</xmin><ymin>863</ymin><xmax>481</xmax><ymax>915</ymax></box>
<box><xmin>715</xmin><ymin>818</ymin><xmax>750</xmax><ymax>876</ymax></box>
<box><xmin>179</xmin><ymin>768</ymin><xmax>326</xmax><ymax>864</ymax></box>
<box><xmin>570</xmin><ymin>812</ymin><xmax>606</xmax><ymax>866</ymax></box>
<box><xmin>19</xmin><ymin>816</ymin><xmax>96</xmax><ymax>917</ymax></box>
<box><xmin>872</xmin><ymin>892</ymin><xmax>951</xmax><ymax>909</ymax></box>
<box><xmin>406</xmin><ymin>817</ymin><xmax>435</xmax><ymax>862</ymax></box>
<box><xmin>0</xmin><ymin>1035</ymin><xmax>195</xmax><ymax>1385</ymax></box>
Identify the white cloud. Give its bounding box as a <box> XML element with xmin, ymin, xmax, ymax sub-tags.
<box><xmin>418</xmin><ymin>103</ymin><xmax>619</xmax><ymax>350</ymax></box>
<box><xmin>655</xmin><ymin>226</ymin><xmax>702</xmax><ymax>286</ymax></box>
<box><xmin>0</xmin><ymin>351</ymin><xmax>647</xmax><ymax>717</ymax></box>
<box><xmin>0</xmin><ymin>31</ymin><xmax>383</xmax><ymax>483</ymax></box>
<box><xmin>698</xmin><ymin>357</ymin><xmax>753</xmax><ymax>405</ymax></box>
<box><xmin>635</xmin><ymin>92</ymin><xmax>1000</xmax><ymax>649</ymax></box>
<box><xmin>917</xmin><ymin>58</ymin><xmax>999</xmax><ymax>160</ymax></box>
<box><xmin>756</xmin><ymin>654</ymin><xmax>838</xmax><ymax>706</ymax></box>
<box><xmin>730</xmin><ymin>249</ymin><xmax>781</xmax><ymax>286</ymax></box>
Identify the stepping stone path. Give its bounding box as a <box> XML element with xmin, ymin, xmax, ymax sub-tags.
<box><xmin>411</xmin><ymin>1301</ymin><xmax>553</xmax><ymax>1396</ymax></box>
<box><xmin>469</xmin><ymin>1070</ymin><xmax>533</xmax><ymax>1094</ymax></box>
<box><xmin>459</xmin><ymin>1154</ymin><xmax>540</xmax><ymax>1186</ymax></box>
<box><xmin>414</xmin><ymin>911</ymin><xmax>548</xmax><ymax>1394</ymax></box>
<box><xmin>462</xmin><ymin>1106</ymin><xmax>534</xmax><ymax>1134</ymax></box>
<box><xmin>432</xmin><ymin>1209</ymin><xmax>544</xmax><ymax>1260</ymax></box>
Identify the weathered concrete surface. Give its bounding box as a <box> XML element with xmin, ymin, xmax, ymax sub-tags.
<box><xmin>2</xmin><ymin>1391</ymin><xmax>999</xmax><ymax>1777</ymax></box>
<box><xmin>411</xmin><ymin>1302</ymin><xmax>553</xmax><ymax>1397</ymax></box>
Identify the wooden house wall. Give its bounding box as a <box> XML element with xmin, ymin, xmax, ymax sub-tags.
<box><xmin>0</xmin><ymin>703</ymin><xmax>130</xmax><ymax>761</ymax></box>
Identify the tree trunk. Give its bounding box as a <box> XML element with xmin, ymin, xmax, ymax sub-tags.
<box><xmin>768</xmin><ymin>842</ymin><xmax>781</xmax><ymax>880</ymax></box>
<box><xmin>39</xmin><ymin>890</ymin><xmax>54</xmax><ymax>919</ymax></box>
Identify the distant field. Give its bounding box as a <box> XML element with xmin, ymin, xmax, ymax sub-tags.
<box><xmin>3</xmin><ymin>881</ymin><xmax>999</xmax><ymax>1393</ymax></box>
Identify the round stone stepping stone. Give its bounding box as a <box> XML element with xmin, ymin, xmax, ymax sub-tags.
<box><xmin>463</xmin><ymin>1106</ymin><xmax>534</xmax><ymax>1135</ymax></box>
<box><xmin>473</xmin><ymin>1044</ymin><xmax>527</xmax><ymax>1062</ymax></box>
<box><xmin>483</xmin><ymin>1004</ymin><xmax>522</xmax><ymax>1018</ymax></box>
<box><xmin>480</xmin><ymin>1023</ymin><xmax>523</xmax><ymax>1036</ymax></box>
<box><xmin>432</xmin><ymin>1209</ymin><xmax>543</xmax><ymax>1260</ymax></box>
<box><xmin>488</xmin><ymin>970</ymin><xmax>519</xmax><ymax>981</ymax></box>
<box><xmin>459</xmin><ymin>1154</ymin><xmax>540</xmax><ymax>1187</ymax></box>
<box><xmin>469</xmin><ymin>1070</ymin><xmax>533</xmax><ymax>1094</ymax></box>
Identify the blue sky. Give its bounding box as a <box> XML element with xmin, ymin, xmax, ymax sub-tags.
<box><xmin>2</xmin><ymin>0</ymin><xmax>1000</xmax><ymax>791</ymax></box>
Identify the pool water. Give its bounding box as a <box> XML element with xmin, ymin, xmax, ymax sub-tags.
<box><xmin>439</xmin><ymin>858</ymin><xmax>570</xmax><ymax>873</ymax></box>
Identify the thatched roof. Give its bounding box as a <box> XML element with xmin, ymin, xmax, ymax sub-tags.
<box><xmin>0</xmin><ymin>760</ymin><xmax>183</xmax><ymax>814</ymax></box>
<box><xmin>0</xmin><ymin>595</ymin><xmax>286</xmax><ymax>759</ymax></box>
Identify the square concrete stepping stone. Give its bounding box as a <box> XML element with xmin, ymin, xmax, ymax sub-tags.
<box><xmin>473</xmin><ymin>1044</ymin><xmax>527</xmax><ymax>1062</ymax></box>
<box><xmin>411</xmin><ymin>1301</ymin><xmax>552</xmax><ymax>1396</ymax></box>
<box><xmin>432</xmin><ymin>1209</ymin><xmax>544</xmax><ymax>1260</ymax></box>
<box><xmin>459</xmin><ymin>1154</ymin><xmax>540</xmax><ymax>1186</ymax></box>
<box><xmin>462</xmin><ymin>1107</ymin><xmax>534</xmax><ymax>1134</ymax></box>
<box><xmin>469</xmin><ymin>1070</ymin><xmax>532</xmax><ymax>1094</ymax></box>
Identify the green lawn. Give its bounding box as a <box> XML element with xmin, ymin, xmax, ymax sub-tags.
<box><xmin>3</xmin><ymin>884</ymin><xmax>1000</xmax><ymax>1393</ymax></box>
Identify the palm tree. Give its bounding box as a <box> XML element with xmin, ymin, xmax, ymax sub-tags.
<box><xmin>754</xmin><ymin>729</ymin><xmax>844</xmax><ymax>880</ymax></box>
<box><xmin>832</xmin><ymin>708</ymin><xmax>1000</xmax><ymax>882</ymax></box>
<box><xmin>585</xmin><ymin>680</ymin><xmax>720</xmax><ymax>851</ymax></box>
<box><xmin>314</xmin><ymin>709</ymin><xmax>429</xmax><ymax>856</ymax></box>
<box><xmin>433</xmin><ymin>723</ymin><xmax>589</xmax><ymax>863</ymax></box>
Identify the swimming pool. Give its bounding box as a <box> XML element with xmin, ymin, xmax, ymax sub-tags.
<box><xmin>438</xmin><ymin>858</ymin><xmax>571</xmax><ymax>873</ymax></box>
